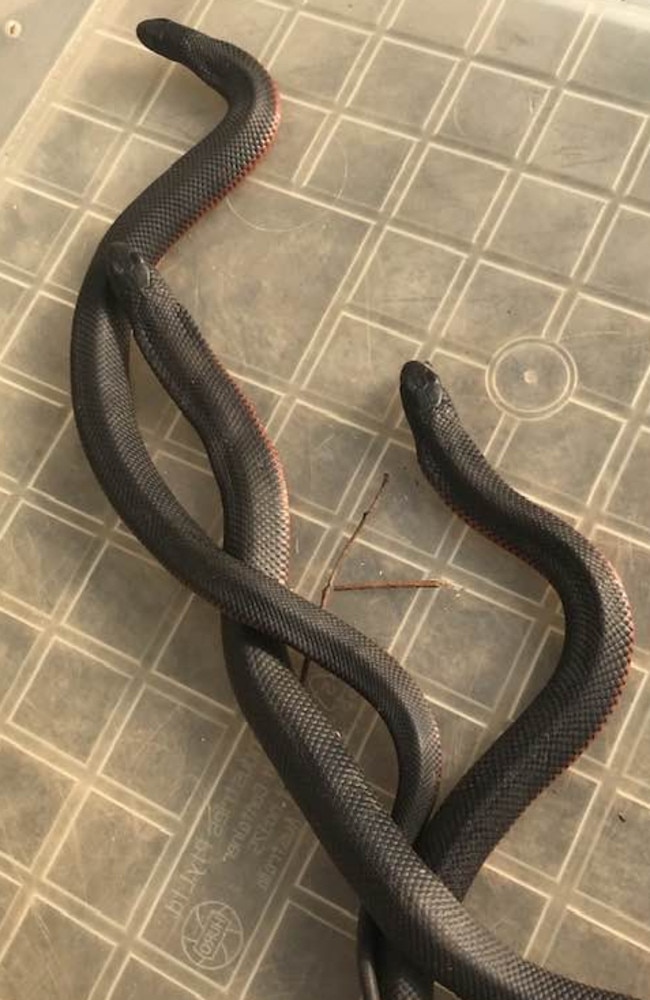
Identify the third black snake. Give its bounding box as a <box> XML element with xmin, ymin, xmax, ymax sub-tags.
<box><xmin>71</xmin><ymin>18</ymin><xmax>638</xmax><ymax>1000</ymax></box>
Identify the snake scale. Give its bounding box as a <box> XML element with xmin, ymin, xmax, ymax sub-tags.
<box><xmin>71</xmin><ymin>19</ymin><xmax>637</xmax><ymax>1000</ymax></box>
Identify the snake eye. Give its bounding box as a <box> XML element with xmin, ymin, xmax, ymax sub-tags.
<box><xmin>429</xmin><ymin>373</ymin><xmax>444</xmax><ymax>408</ymax></box>
<box><xmin>129</xmin><ymin>252</ymin><xmax>151</xmax><ymax>290</ymax></box>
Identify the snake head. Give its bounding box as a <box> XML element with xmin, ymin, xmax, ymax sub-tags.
<box><xmin>106</xmin><ymin>243</ymin><xmax>152</xmax><ymax>303</ymax></box>
<box><xmin>400</xmin><ymin>362</ymin><xmax>451</xmax><ymax>454</ymax></box>
<box><xmin>136</xmin><ymin>19</ymin><xmax>257</xmax><ymax>97</ymax></box>
<box><xmin>400</xmin><ymin>361</ymin><xmax>445</xmax><ymax>412</ymax></box>
<box><xmin>136</xmin><ymin>20</ymin><xmax>217</xmax><ymax>76</ymax></box>
<box><xmin>400</xmin><ymin>362</ymin><xmax>463</xmax><ymax>482</ymax></box>
<box><xmin>136</xmin><ymin>19</ymin><xmax>188</xmax><ymax>61</ymax></box>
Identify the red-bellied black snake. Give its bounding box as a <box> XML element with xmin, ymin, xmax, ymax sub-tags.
<box><xmin>70</xmin><ymin>18</ymin><xmax>637</xmax><ymax>1000</ymax></box>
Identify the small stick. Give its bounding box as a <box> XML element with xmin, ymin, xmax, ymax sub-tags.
<box><xmin>319</xmin><ymin>473</ymin><xmax>390</xmax><ymax>611</ymax></box>
<box><xmin>299</xmin><ymin>473</ymin><xmax>390</xmax><ymax>684</ymax></box>
<box><xmin>332</xmin><ymin>578</ymin><xmax>447</xmax><ymax>592</ymax></box>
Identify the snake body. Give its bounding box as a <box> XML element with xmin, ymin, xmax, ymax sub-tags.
<box><xmin>72</xmin><ymin>17</ymin><xmax>440</xmax><ymax>988</ymax></box>
<box><xmin>72</xmin><ymin>19</ymin><xmax>639</xmax><ymax>1000</ymax></box>
<box><xmin>104</xmin><ymin>241</ymin><xmax>433</xmax><ymax>998</ymax></box>
<box><xmin>384</xmin><ymin>363</ymin><xmax>636</xmax><ymax>999</ymax></box>
<box><xmin>71</xmin><ymin>7</ymin><xmax>441</xmax><ymax>864</ymax></box>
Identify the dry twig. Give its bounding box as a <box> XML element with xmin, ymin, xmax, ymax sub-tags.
<box><xmin>299</xmin><ymin>474</ymin><xmax>448</xmax><ymax>683</ymax></box>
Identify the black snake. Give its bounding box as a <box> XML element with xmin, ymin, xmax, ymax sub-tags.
<box><xmin>70</xmin><ymin>19</ymin><xmax>638</xmax><ymax>1000</ymax></box>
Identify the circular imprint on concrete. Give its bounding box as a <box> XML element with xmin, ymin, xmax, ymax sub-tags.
<box><xmin>487</xmin><ymin>338</ymin><xmax>576</xmax><ymax>418</ymax></box>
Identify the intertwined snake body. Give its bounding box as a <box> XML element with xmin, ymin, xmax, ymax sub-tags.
<box><xmin>71</xmin><ymin>19</ymin><xmax>637</xmax><ymax>1000</ymax></box>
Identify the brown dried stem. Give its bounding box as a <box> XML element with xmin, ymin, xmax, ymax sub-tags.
<box><xmin>299</xmin><ymin>473</ymin><xmax>390</xmax><ymax>684</ymax></box>
<box><xmin>298</xmin><ymin>475</ymin><xmax>451</xmax><ymax>683</ymax></box>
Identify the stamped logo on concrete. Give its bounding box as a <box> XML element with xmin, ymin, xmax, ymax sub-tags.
<box><xmin>145</xmin><ymin>731</ymin><xmax>302</xmax><ymax>986</ymax></box>
<box><xmin>182</xmin><ymin>900</ymin><xmax>244</xmax><ymax>971</ymax></box>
